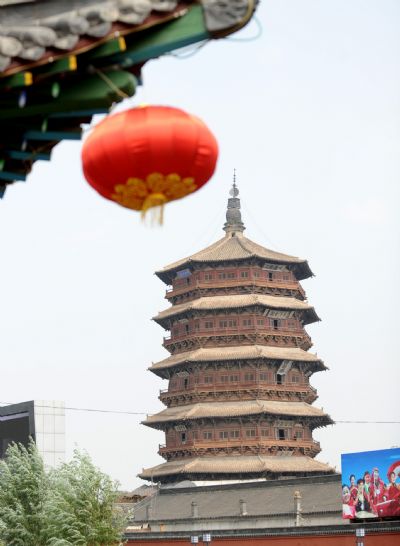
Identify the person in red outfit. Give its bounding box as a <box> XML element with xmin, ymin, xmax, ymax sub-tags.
<box><xmin>342</xmin><ymin>485</ymin><xmax>356</xmax><ymax>519</ymax></box>
<box><xmin>369</xmin><ymin>467</ymin><xmax>385</xmax><ymax>514</ymax></box>
<box><xmin>383</xmin><ymin>471</ymin><xmax>400</xmax><ymax>517</ymax></box>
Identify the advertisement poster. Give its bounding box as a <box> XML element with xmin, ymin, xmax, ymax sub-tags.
<box><xmin>341</xmin><ymin>447</ymin><xmax>400</xmax><ymax>519</ymax></box>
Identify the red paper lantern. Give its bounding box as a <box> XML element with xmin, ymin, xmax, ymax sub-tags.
<box><xmin>81</xmin><ymin>105</ymin><xmax>218</xmax><ymax>220</ymax></box>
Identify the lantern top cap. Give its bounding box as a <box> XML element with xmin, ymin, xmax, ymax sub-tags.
<box><xmin>224</xmin><ymin>170</ymin><xmax>245</xmax><ymax>234</ymax></box>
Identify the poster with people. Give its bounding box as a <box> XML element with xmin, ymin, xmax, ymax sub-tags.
<box><xmin>341</xmin><ymin>447</ymin><xmax>400</xmax><ymax>520</ymax></box>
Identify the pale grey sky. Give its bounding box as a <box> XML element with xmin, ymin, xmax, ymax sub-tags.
<box><xmin>1</xmin><ymin>0</ymin><xmax>399</xmax><ymax>489</ymax></box>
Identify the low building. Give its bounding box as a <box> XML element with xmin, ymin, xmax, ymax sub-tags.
<box><xmin>124</xmin><ymin>474</ymin><xmax>400</xmax><ymax>544</ymax></box>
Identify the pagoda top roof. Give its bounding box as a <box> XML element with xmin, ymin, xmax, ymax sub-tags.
<box><xmin>138</xmin><ymin>455</ymin><xmax>335</xmax><ymax>480</ymax></box>
<box><xmin>149</xmin><ymin>345</ymin><xmax>326</xmax><ymax>375</ymax></box>
<box><xmin>156</xmin><ymin>180</ymin><xmax>312</xmax><ymax>282</ymax></box>
<box><xmin>156</xmin><ymin>232</ymin><xmax>313</xmax><ymax>283</ymax></box>
<box><xmin>143</xmin><ymin>400</ymin><xmax>332</xmax><ymax>427</ymax></box>
<box><xmin>154</xmin><ymin>294</ymin><xmax>319</xmax><ymax>326</ymax></box>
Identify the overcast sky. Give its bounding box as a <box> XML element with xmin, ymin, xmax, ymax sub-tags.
<box><xmin>1</xmin><ymin>0</ymin><xmax>399</xmax><ymax>490</ymax></box>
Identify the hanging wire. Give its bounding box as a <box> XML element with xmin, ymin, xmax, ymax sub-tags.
<box><xmin>0</xmin><ymin>401</ymin><xmax>399</xmax><ymax>424</ymax></box>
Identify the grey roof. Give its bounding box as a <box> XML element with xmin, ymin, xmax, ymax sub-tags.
<box><xmin>132</xmin><ymin>473</ymin><xmax>340</xmax><ymax>521</ymax></box>
<box><xmin>150</xmin><ymin>345</ymin><xmax>326</xmax><ymax>374</ymax></box>
<box><xmin>143</xmin><ymin>400</ymin><xmax>332</xmax><ymax>427</ymax></box>
<box><xmin>156</xmin><ymin>232</ymin><xmax>313</xmax><ymax>282</ymax></box>
<box><xmin>154</xmin><ymin>294</ymin><xmax>319</xmax><ymax>326</ymax></box>
<box><xmin>0</xmin><ymin>0</ymin><xmax>258</xmax><ymax>73</ymax></box>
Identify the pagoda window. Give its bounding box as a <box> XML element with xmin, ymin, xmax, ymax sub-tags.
<box><xmin>246</xmin><ymin>429</ymin><xmax>256</xmax><ymax>438</ymax></box>
<box><xmin>204</xmin><ymin>321</ymin><xmax>214</xmax><ymax>329</ymax></box>
<box><xmin>180</xmin><ymin>432</ymin><xmax>187</xmax><ymax>444</ymax></box>
<box><xmin>294</xmin><ymin>429</ymin><xmax>303</xmax><ymax>439</ymax></box>
<box><xmin>243</xmin><ymin>318</ymin><xmax>253</xmax><ymax>327</ymax></box>
<box><xmin>271</xmin><ymin>319</ymin><xmax>280</xmax><ymax>330</ymax></box>
<box><xmin>277</xmin><ymin>429</ymin><xmax>287</xmax><ymax>440</ymax></box>
<box><xmin>204</xmin><ymin>376</ymin><xmax>213</xmax><ymax>384</ymax></box>
<box><xmin>192</xmin><ymin>431</ymin><xmax>198</xmax><ymax>440</ymax></box>
<box><xmin>230</xmin><ymin>430</ymin><xmax>240</xmax><ymax>438</ymax></box>
<box><xmin>203</xmin><ymin>431</ymin><xmax>213</xmax><ymax>440</ymax></box>
<box><xmin>219</xmin><ymin>320</ymin><xmax>228</xmax><ymax>328</ymax></box>
<box><xmin>244</xmin><ymin>372</ymin><xmax>255</xmax><ymax>382</ymax></box>
<box><xmin>204</xmin><ymin>272</ymin><xmax>213</xmax><ymax>281</ymax></box>
<box><xmin>257</xmin><ymin>318</ymin><xmax>264</xmax><ymax>326</ymax></box>
<box><xmin>183</xmin><ymin>378</ymin><xmax>189</xmax><ymax>389</ymax></box>
<box><xmin>240</xmin><ymin>271</ymin><xmax>249</xmax><ymax>278</ymax></box>
<box><xmin>220</xmin><ymin>375</ymin><xmax>229</xmax><ymax>383</ymax></box>
<box><xmin>185</xmin><ymin>324</ymin><xmax>190</xmax><ymax>334</ymax></box>
<box><xmin>261</xmin><ymin>428</ymin><xmax>271</xmax><ymax>437</ymax></box>
<box><xmin>229</xmin><ymin>374</ymin><xmax>239</xmax><ymax>382</ymax></box>
<box><xmin>228</xmin><ymin>319</ymin><xmax>237</xmax><ymax>327</ymax></box>
<box><xmin>268</xmin><ymin>272</ymin><xmax>274</xmax><ymax>281</ymax></box>
<box><xmin>253</xmin><ymin>270</ymin><xmax>260</xmax><ymax>278</ymax></box>
<box><xmin>219</xmin><ymin>431</ymin><xmax>229</xmax><ymax>439</ymax></box>
<box><xmin>226</xmin><ymin>272</ymin><xmax>236</xmax><ymax>279</ymax></box>
<box><xmin>259</xmin><ymin>372</ymin><xmax>268</xmax><ymax>381</ymax></box>
<box><xmin>218</xmin><ymin>272</ymin><xmax>227</xmax><ymax>280</ymax></box>
<box><xmin>276</xmin><ymin>373</ymin><xmax>284</xmax><ymax>385</ymax></box>
<box><xmin>291</xmin><ymin>374</ymin><xmax>300</xmax><ymax>383</ymax></box>
<box><xmin>282</xmin><ymin>272</ymin><xmax>290</xmax><ymax>281</ymax></box>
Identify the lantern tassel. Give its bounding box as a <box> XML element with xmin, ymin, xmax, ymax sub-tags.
<box><xmin>141</xmin><ymin>193</ymin><xmax>167</xmax><ymax>225</ymax></box>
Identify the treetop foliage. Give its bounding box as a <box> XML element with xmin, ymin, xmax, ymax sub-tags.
<box><xmin>0</xmin><ymin>441</ymin><xmax>127</xmax><ymax>546</ymax></box>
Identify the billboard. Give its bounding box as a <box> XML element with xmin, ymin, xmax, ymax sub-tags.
<box><xmin>341</xmin><ymin>447</ymin><xmax>400</xmax><ymax>519</ymax></box>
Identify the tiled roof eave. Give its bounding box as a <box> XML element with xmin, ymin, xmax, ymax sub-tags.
<box><xmin>153</xmin><ymin>294</ymin><xmax>319</xmax><ymax>325</ymax></box>
<box><xmin>142</xmin><ymin>401</ymin><xmax>333</xmax><ymax>428</ymax></box>
<box><xmin>148</xmin><ymin>346</ymin><xmax>327</xmax><ymax>376</ymax></box>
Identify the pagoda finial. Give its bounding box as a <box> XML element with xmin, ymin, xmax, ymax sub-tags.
<box><xmin>223</xmin><ymin>170</ymin><xmax>245</xmax><ymax>234</ymax></box>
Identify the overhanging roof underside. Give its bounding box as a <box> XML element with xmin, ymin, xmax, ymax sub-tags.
<box><xmin>150</xmin><ymin>345</ymin><xmax>326</xmax><ymax>373</ymax></box>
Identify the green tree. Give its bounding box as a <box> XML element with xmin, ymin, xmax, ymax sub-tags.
<box><xmin>45</xmin><ymin>450</ymin><xmax>126</xmax><ymax>546</ymax></box>
<box><xmin>0</xmin><ymin>441</ymin><xmax>127</xmax><ymax>546</ymax></box>
<box><xmin>0</xmin><ymin>441</ymin><xmax>48</xmax><ymax>545</ymax></box>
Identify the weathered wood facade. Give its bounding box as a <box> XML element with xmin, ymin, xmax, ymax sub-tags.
<box><xmin>140</xmin><ymin>181</ymin><xmax>334</xmax><ymax>483</ymax></box>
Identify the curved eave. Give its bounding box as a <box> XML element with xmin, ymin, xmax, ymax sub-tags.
<box><xmin>138</xmin><ymin>455</ymin><xmax>335</xmax><ymax>481</ymax></box>
<box><xmin>142</xmin><ymin>401</ymin><xmax>333</xmax><ymax>430</ymax></box>
<box><xmin>149</xmin><ymin>346</ymin><xmax>327</xmax><ymax>378</ymax></box>
<box><xmin>152</xmin><ymin>294</ymin><xmax>321</xmax><ymax>330</ymax></box>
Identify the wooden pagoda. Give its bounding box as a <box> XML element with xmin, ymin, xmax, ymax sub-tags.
<box><xmin>139</xmin><ymin>181</ymin><xmax>334</xmax><ymax>483</ymax></box>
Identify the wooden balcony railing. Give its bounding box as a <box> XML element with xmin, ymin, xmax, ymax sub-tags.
<box><xmin>163</xmin><ymin>327</ymin><xmax>311</xmax><ymax>345</ymax></box>
<box><xmin>159</xmin><ymin>383</ymin><xmax>317</xmax><ymax>398</ymax></box>
<box><xmin>166</xmin><ymin>278</ymin><xmax>306</xmax><ymax>299</ymax></box>
<box><xmin>158</xmin><ymin>437</ymin><xmax>320</xmax><ymax>454</ymax></box>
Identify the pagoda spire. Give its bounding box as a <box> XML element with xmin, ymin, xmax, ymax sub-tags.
<box><xmin>223</xmin><ymin>169</ymin><xmax>245</xmax><ymax>234</ymax></box>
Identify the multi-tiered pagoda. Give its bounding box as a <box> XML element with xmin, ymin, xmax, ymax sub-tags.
<box><xmin>139</xmin><ymin>181</ymin><xmax>334</xmax><ymax>483</ymax></box>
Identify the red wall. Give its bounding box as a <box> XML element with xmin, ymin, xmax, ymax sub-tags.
<box><xmin>127</xmin><ymin>531</ymin><xmax>400</xmax><ymax>546</ymax></box>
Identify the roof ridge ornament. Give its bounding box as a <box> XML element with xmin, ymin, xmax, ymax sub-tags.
<box><xmin>223</xmin><ymin>169</ymin><xmax>245</xmax><ymax>234</ymax></box>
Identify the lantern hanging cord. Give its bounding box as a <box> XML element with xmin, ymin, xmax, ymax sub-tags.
<box><xmin>223</xmin><ymin>15</ymin><xmax>263</xmax><ymax>43</ymax></box>
<box><xmin>91</xmin><ymin>67</ymin><xmax>130</xmax><ymax>100</ymax></box>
